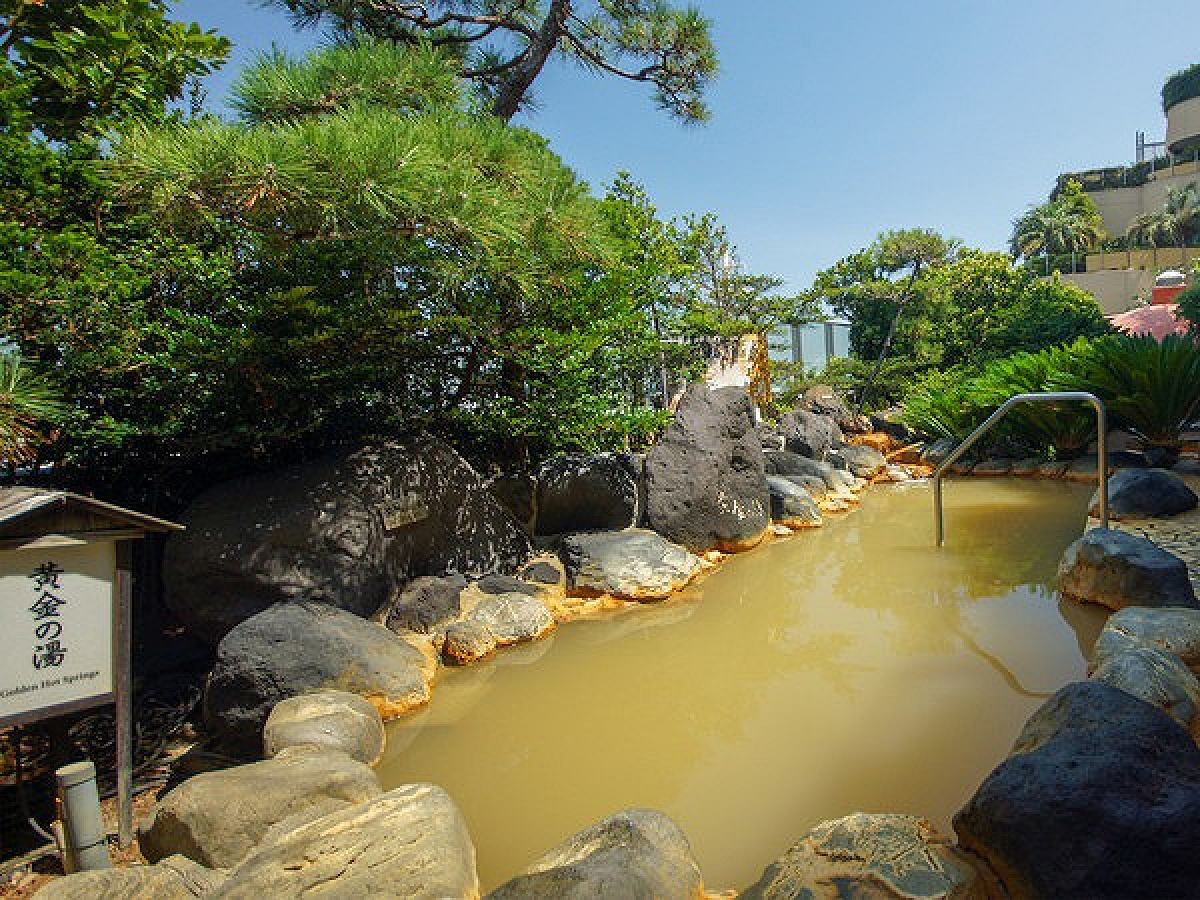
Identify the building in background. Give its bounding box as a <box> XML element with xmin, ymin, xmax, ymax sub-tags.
<box><xmin>768</xmin><ymin>320</ymin><xmax>851</xmax><ymax>373</ymax></box>
<box><xmin>1055</xmin><ymin>66</ymin><xmax>1200</xmax><ymax>313</ymax></box>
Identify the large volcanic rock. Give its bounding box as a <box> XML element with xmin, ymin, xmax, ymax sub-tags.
<box><xmin>535</xmin><ymin>453</ymin><xmax>643</xmax><ymax>535</ymax></box>
<box><xmin>1093</xmin><ymin>606</ymin><xmax>1200</xmax><ymax>673</ymax></box>
<box><xmin>203</xmin><ymin>602</ymin><xmax>434</xmax><ymax>759</ymax></box>
<box><xmin>165</xmin><ymin>435</ymin><xmax>532</xmax><ymax>644</ymax></box>
<box><xmin>953</xmin><ymin>680</ymin><xmax>1200</xmax><ymax>900</ymax></box>
<box><xmin>645</xmin><ymin>385</ymin><xmax>770</xmax><ymax>553</ymax></box>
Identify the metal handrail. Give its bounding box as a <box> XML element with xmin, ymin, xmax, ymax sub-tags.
<box><xmin>933</xmin><ymin>392</ymin><xmax>1108</xmax><ymax>547</ymax></box>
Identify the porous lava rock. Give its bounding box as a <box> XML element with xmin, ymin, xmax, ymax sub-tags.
<box><xmin>1090</xmin><ymin>467</ymin><xmax>1199</xmax><ymax>519</ymax></box>
<box><xmin>262</xmin><ymin>690</ymin><xmax>386</xmax><ymax>765</ymax></box>
<box><xmin>164</xmin><ymin>435</ymin><xmax>531</xmax><ymax>644</ymax></box>
<box><xmin>560</xmin><ymin>529</ymin><xmax>703</xmax><ymax>601</ymax></box>
<box><xmin>1058</xmin><ymin>527</ymin><xmax>1197</xmax><ymax>611</ymax></box>
<box><xmin>645</xmin><ymin>385</ymin><xmax>769</xmax><ymax>553</ymax></box>
<box><xmin>216</xmin><ymin>784</ymin><xmax>479</xmax><ymax>899</ymax></box>
<box><xmin>535</xmin><ymin>453</ymin><xmax>643</xmax><ymax>535</ymax></box>
<box><xmin>1093</xmin><ymin>605</ymin><xmax>1200</xmax><ymax>673</ymax></box>
<box><xmin>204</xmin><ymin>602</ymin><xmax>433</xmax><ymax>759</ymax></box>
<box><xmin>486</xmin><ymin>809</ymin><xmax>704</xmax><ymax>900</ymax></box>
<box><xmin>139</xmin><ymin>745</ymin><xmax>382</xmax><ymax>869</ymax></box>
<box><xmin>740</xmin><ymin>813</ymin><xmax>980</xmax><ymax>900</ymax></box>
<box><xmin>953</xmin><ymin>680</ymin><xmax>1200</xmax><ymax>900</ymax></box>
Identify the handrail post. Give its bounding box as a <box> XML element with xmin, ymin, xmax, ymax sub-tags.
<box><xmin>933</xmin><ymin>392</ymin><xmax>1108</xmax><ymax>547</ymax></box>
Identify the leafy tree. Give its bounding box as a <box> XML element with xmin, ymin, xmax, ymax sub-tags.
<box><xmin>1010</xmin><ymin>178</ymin><xmax>1105</xmax><ymax>264</ymax></box>
<box><xmin>1</xmin><ymin>0</ymin><xmax>229</xmax><ymax>141</ymax></box>
<box><xmin>266</xmin><ymin>0</ymin><xmax>717</xmax><ymax>121</ymax></box>
<box><xmin>813</xmin><ymin>233</ymin><xmax>1109</xmax><ymax>409</ymax></box>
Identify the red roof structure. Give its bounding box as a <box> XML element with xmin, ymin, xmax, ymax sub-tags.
<box><xmin>1107</xmin><ymin>303</ymin><xmax>1192</xmax><ymax>340</ymax></box>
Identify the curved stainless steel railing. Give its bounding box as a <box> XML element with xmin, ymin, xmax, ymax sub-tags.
<box><xmin>933</xmin><ymin>392</ymin><xmax>1108</xmax><ymax>547</ymax></box>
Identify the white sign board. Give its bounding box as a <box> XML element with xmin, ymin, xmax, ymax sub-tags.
<box><xmin>0</xmin><ymin>542</ymin><xmax>115</xmax><ymax>726</ymax></box>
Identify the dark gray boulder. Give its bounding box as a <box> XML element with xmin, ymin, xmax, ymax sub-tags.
<box><xmin>871</xmin><ymin>407</ymin><xmax>914</xmax><ymax>442</ymax></box>
<box><xmin>740</xmin><ymin>813</ymin><xmax>979</xmax><ymax>900</ymax></box>
<box><xmin>217</xmin><ymin>784</ymin><xmax>479</xmax><ymax>899</ymax></box>
<box><xmin>165</xmin><ymin>436</ymin><xmax>532</xmax><ymax>644</ymax></box>
<box><xmin>645</xmin><ymin>385</ymin><xmax>769</xmax><ymax>553</ymax></box>
<box><xmin>839</xmin><ymin>443</ymin><xmax>888</xmax><ymax>479</ymax></box>
<box><xmin>383</xmin><ymin>574</ymin><xmax>467</xmax><ymax>635</ymax></box>
<box><xmin>798</xmin><ymin>384</ymin><xmax>870</xmax><ymax>433</ymax></box>
<box><xmin>140</xmin><ymin>745</ymin><xmax>382</xmax><ymax>869</ymax></box>
<box><xmin>518</xmin><ymin>560</ymin><xmax>562</xmax><ymax>586</ymax></box>
<box><xmin>953</xmin><ymin>681</ymin><xmax>1200</xmax><ymax>900</ymax></box>
<box><xmin>535</xmin><ymin>453</ymin><xmax>643</xmax><ymax>535</ymax></box>
<box><xmin>777</xmin><ymin>408</ymin><xmax>841</xmax><ymax>460</ymax></box>
<box><xmin>485</xmin><ymin>809</ymin><xmax>704</xmax><ymax>900</ymax></box>
<box><xmin>764</xmin><ymin>451</ymin><xmax>840</xmax><ymax>490</ymax></box>
<box><xmin>1090</xmin><ymin>467</ymin><xmax>1199</xmax><ymax>519</ymax></box>
<box><xmin>1093</xmin><ymin>606</ymin><xmax>1200</xmax><ymax>673</ymax></box>
<box><xmin>560</xmin><ymin>529</ymin><xmax>703</xmax><ymax>601</ymax></box>
<box><xmin>766</xmin><ymin>476</ymin><xmax>823</xmax><ymax>527</ymax></box>
<box><xmin>783</xmin><ymin>473</ymin><xmax>830</xmax><ymax>499</ymax></box>
<box><xmin>476</xmin><ymin>573</ymin><xmax>539</xmax><ymax>596</ymax></box>
<box><xmin>486</xmin><ymin>471</ymin><xmax>537</xmax><ymax>532</ymax></box>
<box><xmin>1058</xmin><ymin>527</ymin><xmax>1197</xmax><ymax>611</ymax></box>
<box><xmin>204</xmin><ymin>602</ymin><xmax>433</xmax><ymax>759</ymax></box>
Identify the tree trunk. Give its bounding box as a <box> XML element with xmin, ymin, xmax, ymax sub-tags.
<box><xmin>490</xmin><ymin>0</ymin><xmax>571</xmax><ymax>120</ymax></box>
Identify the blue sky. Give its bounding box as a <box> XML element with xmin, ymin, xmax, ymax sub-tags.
<box><xmin>175</xmin><ymin>1</ymin><xmax>1200</xmax><ymax>292</ymax></box>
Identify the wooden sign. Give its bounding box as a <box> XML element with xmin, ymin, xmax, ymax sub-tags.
<box><xmin>0</xmin><ymin>542</ymin><xmax>116</xmax><ymax>727</ymax></box>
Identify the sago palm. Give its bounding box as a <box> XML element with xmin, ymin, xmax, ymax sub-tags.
<box><xmin>970</xmin><ymin>340</ymin><xmax>1097</xmax><ymax>459</ymax></box>
<box><xmin>1049</xmin><ymin>333</ymin><xmax>1200</xmax><ymax>464</ymax></box>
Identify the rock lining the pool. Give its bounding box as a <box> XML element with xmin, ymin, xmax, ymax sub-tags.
<box><xmin>64</xmin><ymin>384</ymin><xmax>1200</xmax><ymax>897</ymax></box>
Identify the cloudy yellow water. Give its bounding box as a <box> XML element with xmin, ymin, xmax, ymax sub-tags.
<box><xmin>377</xmin><ymin>478</ymin><xmax>1105</xmax><ymax>892</ymax></box>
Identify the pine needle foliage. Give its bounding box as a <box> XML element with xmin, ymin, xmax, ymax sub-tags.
<box><xmin>231</xmin><ymin>39</ymin><xmax>463</xmax><ymax>124</ymax></box>
<box><xmin>0</xmin><ymin>352</ymin><xmax>66</xmax><ymax>465</ymax></box>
